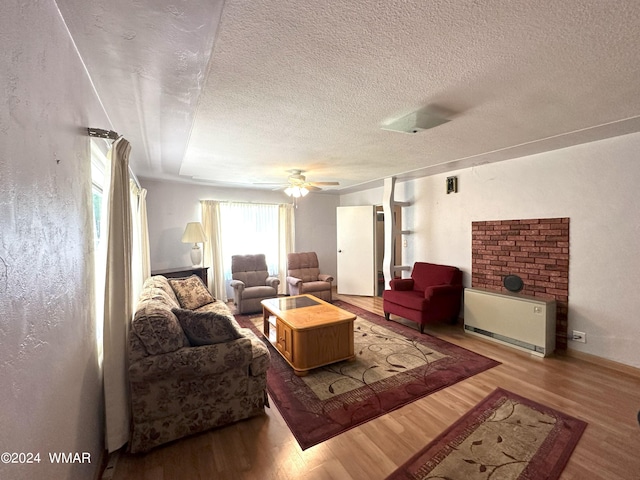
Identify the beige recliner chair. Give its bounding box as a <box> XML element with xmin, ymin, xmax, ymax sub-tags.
<box><xmin>286</xmin><ymin>251</ymin><xmax>333</xmax><ymax>302</ymax></box>
<box><xmin>230</xmin><ymin>254</ymin><xmax>280</xmax><ymax>314</ymax></box>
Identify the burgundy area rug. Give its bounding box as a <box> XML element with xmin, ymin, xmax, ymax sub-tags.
<box><xmin>386</xmin><ymin>388</ymin><xmax>587</xmax><ymax>480</ymax></box>
<box><xmin>236</xmin><ymin>300</ymin><xmax>500</xmax><ymax>450</ymax></box>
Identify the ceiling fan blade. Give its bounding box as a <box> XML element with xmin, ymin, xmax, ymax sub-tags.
<box><xmin>305</xmin><ymin>185</ymin><xmax>322</xmax><ymax>191</ymax></box>
<box><xmin>253</xmin><ymin>183</ymin><xmax>288</xmax><ymax>189</ymax></box>
<box><xmin>309</xmin><ymin>181</ymin><xmax>340</xmax><ymax>186</ymax></box>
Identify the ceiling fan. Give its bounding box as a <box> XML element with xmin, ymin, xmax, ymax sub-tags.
<box><xmin>261</xmin><ymin>169</ymin><xmax>340</xmax><ymax>197</ymax></box>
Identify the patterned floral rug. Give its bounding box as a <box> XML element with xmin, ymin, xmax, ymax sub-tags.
<box><xmin>386</xmin><ymin>388</ymin><xmax>587</xmax><ymax>480</ymax></box>
<box><xmin>236</xmin><ymin>300</ymin><xmax>500</xmax><ymax>450</ymax></box>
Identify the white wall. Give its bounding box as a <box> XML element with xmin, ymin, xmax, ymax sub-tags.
<box><xmin>341</xmin><ymin>133</ymin><xmax>640</xmax><ymax>368</ymax></box>
<box><xmin>0</xmin><ymin>2</ymin><xmax>107</xmax><ymax>479</ymax></box>
<box><xmin>293</xmin><ymin>194</ymin><xmax>339</xmax><ymax>279</ymax></box>
<box><xmin>143</xmin><ymin>178</ymin><xmax>339</xmax><ymax>280</ymax></box>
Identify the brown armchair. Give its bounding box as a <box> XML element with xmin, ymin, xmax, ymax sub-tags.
<box><xmin>383</xmin><ymin>262</ymin><xmax>463</xmax><ymax>333</ymax></box>
<box><xmin>230</xmin><ymin>254</ymin><xmax>280</xmax><ymax>314</ymax></box>
<box><xmin>286</xmin><ymin>252</ymin><xmax>333</xmax><ymax>302</ymax></box>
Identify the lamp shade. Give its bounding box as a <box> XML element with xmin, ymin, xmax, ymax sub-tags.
<box><xmin>181</xmin><ymin>222</ymin><xmax>207</xmax><ymax>243</ymax></box>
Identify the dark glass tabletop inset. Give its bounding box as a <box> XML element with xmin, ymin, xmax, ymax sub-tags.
<box><xmin>276</xmin><ymin>296</ymin><xmax>320</xmax><ymax>310</ymax></box>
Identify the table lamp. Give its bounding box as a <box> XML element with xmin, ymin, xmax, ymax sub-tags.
<box><xmin>181</xmin><ymin>222</ymin><xmax>207</xmax><ymax>266</ymax></box>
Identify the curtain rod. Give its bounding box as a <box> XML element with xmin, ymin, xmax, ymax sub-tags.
<box><xmin>87</xmin><ymin>127</ymin><xmax>120</xmax><ymax>140</ymax></box>
<box><xmin>201</xmin><ymin>200</ymin><xmax>290</xmax><ymax>207</ymax></box>
<box><xmin>87</xmin><ymin>127</ymin><xmax>142</xmax><ymax>190</ymax></box>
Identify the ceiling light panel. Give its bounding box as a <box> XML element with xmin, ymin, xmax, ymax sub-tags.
<box><xmin>381</xmin><ymin>110</ymin><xmax>451</xmax><ymax>134</ymax></box>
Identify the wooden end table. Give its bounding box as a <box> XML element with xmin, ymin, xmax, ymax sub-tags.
<box><xmin>261</xmin><ymin>295</ymin><xmax>356</xmax><ymax>376</ymax></box>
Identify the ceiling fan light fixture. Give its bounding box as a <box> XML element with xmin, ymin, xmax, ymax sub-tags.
<box><xmin>280</xmin><ymin>170</ymin><xmax>339</xmax><ymax>198</ymax></box>
<box><xmin>285</xmin><ymin>185</ymin><xmax>309</xmax><ymax>198</ymax></box>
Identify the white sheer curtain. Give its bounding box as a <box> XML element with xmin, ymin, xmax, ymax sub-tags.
<box><xmin>219</xmin><ymin>203</ymin><xmax>279</xmax><ymax>300</ymax></box>
<box><xmin>102</xmin><ymin>138</ymin><xmax>133</xmax><ymax>452</ymax></box>
<box><xmin>201</xmin><ymin>200</ymin><xmax>226</xmax><ymax>300</ymax></box>
<box><xmin>278</xmin><ymin>204</ymin><xmax>295</xmax><ymax>294</ymax></box>
<box><xmin>130</xmin><ymin>180</ymin><xmax>150</xmax><ymax>302</ymax></box>
<box><xmin>200</xmin><ymin>201</ymin><xmax>294</xmax><ymax>300</ymax></box>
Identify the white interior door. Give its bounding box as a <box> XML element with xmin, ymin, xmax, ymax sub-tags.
<box><xmin>336</xmin><ymin>206</ymin><xmax>375</xmax><ymax>296</ymax></box>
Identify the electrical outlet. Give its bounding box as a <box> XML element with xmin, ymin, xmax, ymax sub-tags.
<box><xmin>403</xmin><ymin>239</ymin><xmax>407</xmax><ymax>247</ymax></box>
<box><xmin>571</xmin><ymin>330</ymin><xmax>586</xmax><ymax>343</ymax></box>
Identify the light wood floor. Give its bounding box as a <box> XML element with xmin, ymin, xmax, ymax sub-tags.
<box><xmin>111</xmin><ymin>294</ymin><xmax>640</xmax><ymax>480</ymax></box>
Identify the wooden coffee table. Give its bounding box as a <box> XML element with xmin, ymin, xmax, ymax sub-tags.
<box><xmin>261</xmin><ymin>294</ymin><xmax>356</xmax><ymax>376</ymax></box>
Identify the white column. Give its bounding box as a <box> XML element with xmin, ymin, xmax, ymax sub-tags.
<box><xmin>382</xmin><ymin>177</ymin><xmax>396</xmax><ymax>290</ymax></box>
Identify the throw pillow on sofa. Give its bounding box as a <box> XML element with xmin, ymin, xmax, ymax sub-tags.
<box><xmin>132</xmin><ymin>301</ymin><xmax>189</xmax><ymax>354</ymax></box>
<box><xmin>172</xmin><ymin>308</ymin><xmax>241</xmax><ymax>346</ymax></box>
<box><xmin>168</xmin><ymin>275</ymin><xmax>214</xmax><ymax>310</ymax></box>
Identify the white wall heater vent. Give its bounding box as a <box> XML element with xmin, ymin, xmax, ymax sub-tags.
<box><xmin>464</xmin><ymin>287</ymin><xmax>557</xmax><ymax>357</ymax></box>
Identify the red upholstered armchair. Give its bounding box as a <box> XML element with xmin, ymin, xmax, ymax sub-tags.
<box><xmin>383</xmin><ymin>262</ymin><xmax>463</xmax><ymax>333</ymax></box>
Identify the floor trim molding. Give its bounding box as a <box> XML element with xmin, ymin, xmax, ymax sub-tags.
<box><xmin>564</xmin><ymin>347</ymin><xmax>640</xmax><ymax>378</ymax></box>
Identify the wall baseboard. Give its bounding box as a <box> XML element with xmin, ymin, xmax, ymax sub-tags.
<box><xmin>564</xmin><ymin>348</ymin><xmax>640</xmax><ymax>379</ymax></box>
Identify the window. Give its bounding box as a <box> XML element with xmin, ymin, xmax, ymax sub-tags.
<box><xmin>90</xmin><ymin>141</ymin><xmax>107</xmax><ymax>247</ymax></box>
<box><xmin>219</xmin><ymin>202</ymin><xmax>279</xmax><ymax>299</ymax></box>
<box><xmin>90</xmin><ymin>139</ymin><xmax>108</xmax><ymax>365</ymax></box>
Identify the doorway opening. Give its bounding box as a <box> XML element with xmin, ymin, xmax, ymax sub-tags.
<box><xmin>375</xmin><ymin>205</ymin><xmax>402</xmax><ymax>296</ymax></box>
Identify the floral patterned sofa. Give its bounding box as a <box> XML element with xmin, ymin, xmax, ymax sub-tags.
<box><xmin>128</xmin><ymin>274</ymin><xmax>270</xmax><ymax>453</ymax></box>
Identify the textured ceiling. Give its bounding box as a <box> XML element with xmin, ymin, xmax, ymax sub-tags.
<box><xmin>57</xmin><ymin>0</ymin><xmax>640</xmax><ymax>193</ymax></box>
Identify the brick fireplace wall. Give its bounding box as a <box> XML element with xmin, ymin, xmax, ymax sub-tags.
<box><xmin>471</xmin><ymin>218</ymin><xmax>570</xmax><ymax>350</ymax></box>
